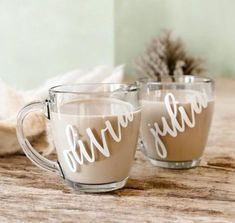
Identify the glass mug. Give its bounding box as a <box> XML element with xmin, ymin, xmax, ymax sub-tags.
<box><xmin>16</xmin><ymin>84</ymin><xmax>141</xmax><ymax>192</ymax></box>
<box><xmin>138</xmin><ymin>76</ymin><xmax>215</xmax><ymax>169</ymax></box>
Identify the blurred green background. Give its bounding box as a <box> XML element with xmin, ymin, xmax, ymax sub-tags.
<box><xmin>0</xmin><ymin>0</ymin><xmax>234</xmax><ymax>89</ymax></box>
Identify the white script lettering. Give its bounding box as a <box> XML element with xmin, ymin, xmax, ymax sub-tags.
<box><xmin>63</xmin><ymin>112</ymin><xmax>134</xmax><ymax>172</ymax></box>
<box><xmin>149</xmin><ymin>92</ymin><xmax>208</xmax><ymax>159</ymax></box>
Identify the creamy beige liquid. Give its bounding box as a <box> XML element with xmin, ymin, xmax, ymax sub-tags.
<box><xmin>140</xmin><ymin>90</ymin><xmax>214</xmax><ymax>161</ymax></box>
<box><xmin>51</xmin><ymin>98</ymin><xmax>141</xmax><ymax>184</ymax></box>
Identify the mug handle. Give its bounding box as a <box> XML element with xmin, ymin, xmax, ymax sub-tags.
<box><xmin>16</xmin><ymin>100</ymin><xmax>63</xmax><ymax>177</ymax></box>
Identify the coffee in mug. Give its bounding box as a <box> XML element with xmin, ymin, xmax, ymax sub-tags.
<box><xmin>139</xmin><ymin>76</ymin><xmax>215</xmax><ymax>169</ymax></box>
<box><xmin>17</xmin><ymin>84</ymin><xmax>141</xmax><ymax>192</ymax></box>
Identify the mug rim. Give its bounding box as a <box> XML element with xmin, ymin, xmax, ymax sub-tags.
<box><xmin>137</xmin><ymin>75</ymin><xmax>214</xmax><ymax>85</ymax></box>
<box><xmin>49</xmin><ymin>83</ymin><xmax>138</xmax><ymax>94</ymax></box>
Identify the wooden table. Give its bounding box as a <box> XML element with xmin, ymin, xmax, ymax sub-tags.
<box><xmin>0</xmin><ymin>78</ymin><xmax>235</xmax><ymax>223</ymax></box>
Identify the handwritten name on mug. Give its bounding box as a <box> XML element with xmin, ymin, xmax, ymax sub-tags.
<box><xmin>63</xmin><ymin>112</ymin><xmax>134</xmax><ymax>172</ymax></box>
<box><xmin>149</xmin><ymin>92</ymin><xmax>208</xmax><ymax>159</ymax></box>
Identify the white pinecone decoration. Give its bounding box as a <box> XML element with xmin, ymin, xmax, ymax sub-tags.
<box><xmin>135</xmin><ymin>30</ymin><xmax>206</xmax><ymax>79</ymax></box>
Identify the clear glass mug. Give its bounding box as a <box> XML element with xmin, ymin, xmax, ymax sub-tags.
<box><xmin>138</xmin><ymin>76</ymin><xmax>215</xmax><ymax>169</ymax></box>
<box><xmin>16</xmin><ymin>84</ymin><xmax>141</xmax><ymax>192</ymax></box>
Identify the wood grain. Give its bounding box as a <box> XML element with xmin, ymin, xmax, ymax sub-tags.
<box><xmin>0</xmin><ymin>78</ymin><xmax>235</xmax><ymax>223</ymax></box>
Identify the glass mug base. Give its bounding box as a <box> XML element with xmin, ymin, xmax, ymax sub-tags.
<box><xmin>65</xmin><ymin>177</ymin><xmax>129</xmax><ymax>193</ymax></box>
<box><xmin>148</xmin><ymin>157</ymin><xmax>201</xmax><ymax>169</ymax></box>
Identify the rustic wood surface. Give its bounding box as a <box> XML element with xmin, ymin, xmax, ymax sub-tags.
<box><xmin>0</xmin><ymin>78</ymin><xmax>235</xmax><ymax>223</ymax></box>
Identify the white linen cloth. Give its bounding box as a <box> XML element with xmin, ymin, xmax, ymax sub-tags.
<box><xmin>0</xmin><ymin>65</ymin><xmax>124</xmax><ymax>155</ymax></box>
